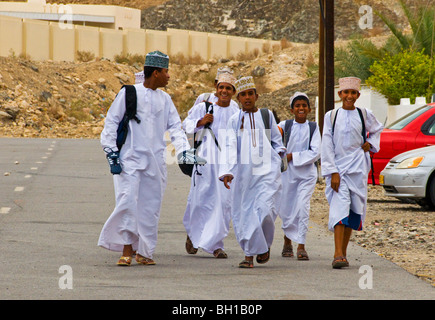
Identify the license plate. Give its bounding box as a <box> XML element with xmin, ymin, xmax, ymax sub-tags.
<box><xmin>379</xmin><ymin>175</ymin><xmax>384</xmax><ymax>185</ymax></box>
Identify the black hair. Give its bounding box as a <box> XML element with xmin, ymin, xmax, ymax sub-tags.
<box><xmin>236</xmin><ymin>88</ymin><xmax>257</xmax><ymax>97</ymax></box>
<box><xmin>144</xmin><ymin>66</ymin><xmax>163</xmax><ymax>79</ymax></box>
<box><xmin>291</xmin><ymin>96</ymin><xmax>310</xmax><ymax>109</ymax></box>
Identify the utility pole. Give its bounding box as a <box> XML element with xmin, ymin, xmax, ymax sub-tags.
<box><xmin>318</xmin><ymin>0</ymin><xmax>334</xmax><ymax>135</ymax></box>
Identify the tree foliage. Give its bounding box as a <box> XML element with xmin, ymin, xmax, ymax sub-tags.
<box><xmin>375</xmin><ymin>0</ymin><xmax>435</xmax><ymax>56</ymax></box>
<box><xmin>335</xmin><ymin>0</ymin><xmax>435</xmax><ymax>102</ymax></box>
<box><xmin>366</xmin><ymin>49</ymin><xmax>435</xmax><ymax>105</ymax></box>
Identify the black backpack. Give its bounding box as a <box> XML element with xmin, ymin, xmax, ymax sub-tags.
<box><xmin>193</xmin><ymin>101</ymin><xmax>214</xmax><ymax>149</ymax></box>
<box><xmin>116</xmin><ymin>85</ymin><xmax>141</xmax><ymax>151</ymax></box>
<box><xmin>179</xmin><ymin>101</ymin><xmax>218</xmax><ymax>177</ymax></box>
<box><xmin>282</xmin><ymin>119</ymin><xmax>317</xmax><ymax>149</ymax></box>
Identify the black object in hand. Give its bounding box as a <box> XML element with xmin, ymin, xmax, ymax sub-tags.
<box><xmin>104</xmin><ymin>147</ymin><xmax>122</xmax><ymax>175</ymax></box>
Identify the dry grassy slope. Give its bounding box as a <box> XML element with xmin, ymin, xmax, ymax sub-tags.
<box><xmin>0</xmin><ymin>38</ymin><xmax>323</xmax><ymax>138</ymax></box>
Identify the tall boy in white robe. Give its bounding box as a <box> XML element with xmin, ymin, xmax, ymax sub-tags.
<box><xmin>98</xmin><ymin>51</ymin><xmax>190</xmax><ymax>266</ymax></box>
<box><xmin>182</xmin><ymin>73</ymin><xmax>239</xmax><ymax>258</ymax></box>
<box><xmin>321</xmin><ymin>77</ymin><xmax>383</xmax><ymax>269</ymax></box>
<box><xmin>277</xmin><ymin>92</ymin><xmax>321</xmax><ymax>261</ymax></box>
<box><xmin>219</xmin><ymin>76</ymin><xmax>285</xmax><ymax>268</ymax></box>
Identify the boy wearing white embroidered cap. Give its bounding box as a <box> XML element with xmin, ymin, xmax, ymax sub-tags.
<box><xmin>321</xmin><ymin>77</ymin><xmax>383</xmax><ymax>268</ymax></box>
<box><xmin>277</xmin><ymin>92</ymin><xmax>321</xmax><ymax>260</ymax></box>
<box><xmin>181</xmin><ymin>72</ymin><xmax>239</xmax><ymax>259</ymax></box>
<box><xmin>219</xmin><ymin>76</ymin><xmax>285</xmax><ymax>268</ymax></box>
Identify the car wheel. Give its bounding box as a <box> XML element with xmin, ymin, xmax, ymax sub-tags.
<box><xmin>426</xmin><ymin>176</ymin><xmax>435</xmax><ymax>210</ymax></box>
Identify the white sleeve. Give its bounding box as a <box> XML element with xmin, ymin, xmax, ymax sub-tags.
<box><xmin>100</xmin><ymin>88</ymin><xmax>126</xmax><ymax>152</ymax></box>
<box><xmin>166</xmin><ymin>96</ymin><xmax>190</xmax><ymax>154</ymax></box>
<box><xmin>365</xmin><ymin>109</ymin><xmax>384</xmax><ymax>153</ymax></box>
<box><xmin>321</xmin><ymin>111</ymin><xmax>338</xmax><ymax>176</ymax></box>
<box><xmin>182</xmin><ymin>102</ymin><xmax>206</xmax><ymax>135</ymax></box>
<box><xmin>219</xmin><ymin>114</ymin><xmax>239</xmax><ymax>179</ymax></box>
<box><xmin>292</xmin><ymin>124</ymin><xmax>321</xmax><ymax>166</ymax></box>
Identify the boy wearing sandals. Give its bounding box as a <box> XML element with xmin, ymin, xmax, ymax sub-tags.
<box><xmin>219</xmin><ymin>76</ymin><xmax>285</xmax><ymax>268</ymax></box>
<box><xmin>277</xmin><ymin>92</ymin><xmax>321</xmax><ymax>261</ymax></box>
<box><xmin>182</xmin><ymin>73</ymin><xmax>239</xmax><ymax>259</ymax></box>
<box><xmin>98</xmin><ymin>51</ymin><xmax>190</xmax><ymax>266</ymax></box>
<box><xmin>321</xmin><ymin>77</ymin><xmax>383</xmax><ymax>269</ymax></box>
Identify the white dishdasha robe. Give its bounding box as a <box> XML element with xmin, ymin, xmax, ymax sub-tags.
<box><xmin>277</xmin><ymin>120</ymin><xmax>321</xmax><ymax>244</ymax></box>
<box><xmin>321</xmin><ymin>108</ymin><xmax>383</xmax><ymax>232</ymax></box>
<box><xmin>182</xmin><ymin>101</ymin><xmax>239</xmax><ymax>253</ymax></box>
<box><xmin>219</xmin><ymin>109</ymin><xmax>285</xmax><ymax>256</ymax></box>
<box><xmin>98</xmin><ymin>83</ymin><xmax>189</xmax><ymax>258</ymax></box>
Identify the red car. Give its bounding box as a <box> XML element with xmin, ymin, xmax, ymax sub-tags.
<box><xmin>370</xmin><ymin>103</ymin><xmax>435</xmax><ymax>185</ymax></box>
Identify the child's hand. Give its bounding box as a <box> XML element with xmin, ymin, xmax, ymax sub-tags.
<box><xmin>222</xmin><ymin>175</ymin><xmax>233</xmax><ymax>189</ymax></box>
<box><xmin>197</xmin><ymin>114</ymin><xmax>214</xmax><ymax>127</ymax></box>
<box><xmin>331</xmin><ymin>172</ymin><xmax>340</xmax><ymax>192</ymax></box>
<box><xmin>361</xmin><ymin>141</ymin><xmax>371</xmax><ymax>152</ymax></box>
<box><xmin>286</xmin><ymin>153</ymin><xmax>293</xmax><ymax>162</ymax></box>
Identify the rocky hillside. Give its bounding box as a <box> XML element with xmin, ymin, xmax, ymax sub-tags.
<box><xmin>48</xmin><ymin>0</ymin><xmax>416</xmax><ymax>43</ymax></box>
<box><xmin>140</xmin><ymin>0</ymin><xmax>410</xmax><ymax>43</ymax></box>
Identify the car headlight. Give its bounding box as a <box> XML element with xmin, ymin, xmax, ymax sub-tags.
<box><xmin>396</xmin><ymin>156</ymin><xmax>424</xmax><ymax>169</ymax></box>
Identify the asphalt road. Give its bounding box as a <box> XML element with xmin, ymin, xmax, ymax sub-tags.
<box><xmin>0</xmin><ymin>137</ymin><xmax>433</xmax><ymax>303</ymax></box>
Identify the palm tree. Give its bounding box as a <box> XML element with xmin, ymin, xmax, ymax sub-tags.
<box><xmin>375</xmin><ymin>0</ymin><xmax>435</xmax><ymax>56</ymax></box>
<box><xmin>335</xmin><ymin>0</ymin><xmax>435</xmax><ymax>81</ymax></box>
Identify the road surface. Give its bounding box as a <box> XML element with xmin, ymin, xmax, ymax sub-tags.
<box><xmin>0</xmin><ymin>138</ymin><xmax>433</xmax><ymax>304</ymax></box>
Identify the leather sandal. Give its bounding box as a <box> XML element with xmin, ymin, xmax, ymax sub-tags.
<box><xmin>332</xmin><ymin>256</ymin><xmax>347</xmax><ymax>269</ymax></box>
<box><xmin>117</xmin><ymin>256</ymin><xmax>132</xmax><ymax>266</ymax></box>
<box><xmin>136</xmin><ymin>255</ymin><xmax>156</xmax><ymax>265</ymax></box>
<box><xmin>213</xmin><ymin>248</ymin><xmax>228</xmax><ymax>259</ymax></box>
<box><xmin>185</xmin><ymin>235</ymin><xmax>198</xmax><ymax>254</ymax></box>
<box><xmin>256</xmin><ymin>249</ymin><xmax>270</xmax><ymax>264</ymax></box>
<box><xmin>238</xmin><ymin>259</ymin><xmax>254</xmax><ymax>268</ymax></box>
<box><xmin>282</xmin><ymin>236</ymin><xmax>293</xmax><ymax>257</ymax></box>
<box><xmin>297</xmin><ymin>249</ymin><xmax>309</xmax><ymax>260</ymax></box>
<box><xmin>282</xmin><ymin>244</ymin><xmax>294</xmax><ymax>257</ymax></box>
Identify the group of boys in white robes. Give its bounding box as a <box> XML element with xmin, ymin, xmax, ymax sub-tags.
<box><xmin>98</xmin><ymin>51</ymin><xmax>383</xmax><ymax>269</ymax></box>
<box><xmin>184</xmin><ymin>75</ymin><xmax>383</xmax><ymax>268</ymax></box>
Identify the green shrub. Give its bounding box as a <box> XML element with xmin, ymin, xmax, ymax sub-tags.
<box><xmin>366</xmin><ymin>49</ymin><xmax>435</xmax><ymax>105</ymax></box>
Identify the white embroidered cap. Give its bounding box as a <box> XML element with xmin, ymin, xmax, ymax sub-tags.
<box><xmin>217</xmin><ymin>73</ymin><xmax>237</xmax><ymax>90</ymax></box>
<box><xmin>234</xmin><ymin>76</ymin><xmax>256</xmax><ymax>94</ymax></box>
<box><xmin>338</xmin><ymin>77</ymin><xmax>361</xmax><ymax>92</ymax></box>
<box><xmin>289</xmin><ymin>91</ymin><xmax>309</xmax><ymax>108</ymax></box>
<box><xmin>215</xmin><ymin>66</ymin><xmax>234</xmax><ymax>80</ymax></box>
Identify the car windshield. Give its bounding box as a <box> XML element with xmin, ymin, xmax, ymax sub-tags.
<box><xmin>387</xmin><ymin>105</ymin><xmax>432</xmax><ymax>130</ymax></box>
